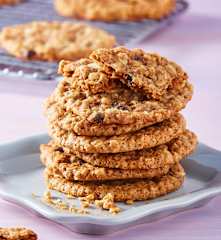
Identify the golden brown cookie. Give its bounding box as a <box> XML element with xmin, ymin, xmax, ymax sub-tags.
<box><xmin>41</xmin><ymin>143</ymin><xmax>171</xmax><ymax>181</ymax></box>
<box><xmin>48</xmin><ymin>114</ymin><xmax>186</xmax><ymax>153</ymax></box>
<box><xmin>45</xmin><ymin>163</ymin><xmax>185</xmax><ymax>201</ymax></box>
<box><xmin>54</xmin><ymin>0</ymin><xmax>176</xmax><ymax>22</ymax></box>
<box><xmin>0</xmin><ymin>21</ymin><xmax>116</xmax><ymax>61</ymax></box>
<box><xmin>0</xmin><ymin>228</ymin><xmax>37</xmax><ymax>240</ymax></box>
<box><xmin>61</xmin><ymin>130</ymin><xmax>197</xmax><ymax>170</ymax></box>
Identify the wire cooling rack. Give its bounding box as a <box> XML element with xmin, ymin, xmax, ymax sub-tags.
<box><xmin>0</xmin><ymin>0</ymin><xmax>188</xmax><ymax>80</ymax></box>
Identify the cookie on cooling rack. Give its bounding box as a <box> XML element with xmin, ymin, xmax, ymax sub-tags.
<box><xmin>0</xmin><ymin>21</ymin><xmax>116</xmax><ymax>61</ymax></box>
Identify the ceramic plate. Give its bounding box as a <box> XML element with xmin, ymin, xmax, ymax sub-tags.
<box><xmin>0</xmin><ymin>134</ymin><xmax>221</xmax><ymax>235</ymax></box>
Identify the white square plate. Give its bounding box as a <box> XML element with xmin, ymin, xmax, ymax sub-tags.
<box><xmin>0</xmin><ymin>134</ymin><xmax>221</xmax><ymax>235</ymax></box>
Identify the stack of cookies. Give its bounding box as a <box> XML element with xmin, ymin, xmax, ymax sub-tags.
<box><xmin>41</xmin><ymin>47</ymin><xmax>197</xmax><ymax>204</ymax></box>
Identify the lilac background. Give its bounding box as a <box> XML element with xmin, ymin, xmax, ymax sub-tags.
<box><xmin>0</xmin><ymin>0</ymin><xmax>221</xmax><ymax>239</ymax></box>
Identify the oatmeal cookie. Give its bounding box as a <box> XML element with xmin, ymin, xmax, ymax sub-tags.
<box><xmin>60</xmin><ymin>130</ymin><xmax>197</xmax><ymax>170</ymax></box>
<box><xmin>41</xmin><ymin>143</ymin><xmax>171</xmax><ymax>181</ymax></box>
<box><xmin>54</xmin><ymin>0</ymin><xmax>176</xmax><ymax>22</ymax></box>
<box><xmin>0</xmin><ymin>21</ymin><xmax>116</xmax><ymax>61</ymax></box>
<box><xmin>45</xmin><ymin>163</ymin><xmax>185</xmax><ymax>201</ymax></box>
<box><xmin>48</xmin><ymin>114</ymin><xmax>186</xmax><ymax>153</ymax></box>
<box><xmin>0</xmin><ymin>228</ymin><xmax>37</xmax><ymax>240</ymax></box>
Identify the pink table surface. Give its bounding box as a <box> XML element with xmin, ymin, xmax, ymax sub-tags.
<box><xmin>0</xmin><ymin>0</ymin><xmax>221</xmax><ymax>239</ymax></box>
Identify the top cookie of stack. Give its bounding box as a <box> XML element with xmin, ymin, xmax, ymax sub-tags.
<box><xmin>45</xmin><ymin>47</ymin><xmax>193</xmax><ymax>143</ymax></box>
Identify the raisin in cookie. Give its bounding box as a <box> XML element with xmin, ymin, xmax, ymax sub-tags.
<box><xmin>0</xmin><ymin>21</ymin><xmax>116</xmax><ymax>61</ymax></box>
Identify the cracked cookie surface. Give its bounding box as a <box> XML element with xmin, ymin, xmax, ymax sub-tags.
<box><xmin>0</xmin><ymin>21</ymin><xmax>116</xmax><ymax>61</ymax></box>
<box><xmin>90</xmin><ymin>47</ymin><xmax>189</xmax><ymax>100</ymax></box>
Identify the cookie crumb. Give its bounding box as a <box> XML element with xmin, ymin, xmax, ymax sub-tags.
<box><xmin>79</xmin><ymin>194</ymin><xmax>95</xmax><ymax>208</ymax></box>
<box><xmin>81</xmin><ymin>201</ymin><xmax>90</xmax><ymax>209</ymax></box>
<box><xmin>69</xmin><ymin>205</ymin><xmax>78</xmax><ymax>213</ymax></box>
<box><xmin>53</xmin><ymin>199</ymin><xmax>69</xmax><ymax>210</ymax></box>
<box><xmin>95</xmin><ymin>193</ymin><xmax>121</xmax><ymax>214</ymax></box>
<box><xmin>79</xmin><ymin>194</ymin><xmax>95</xmax><ymax>203</ymax></box>
<box><xmin>32</xmin><ymin>192</ymin><xmax>37</xmax><ymax>198</ymax></box>
<box><xmin>77</xmin><ymin>208</ymin><xmax>90</xmax><ymax>214</ymax></box>
<box><xmin>42</xmin><ymin>191</ymin><xmax>68</xmax><ymax>211</ymax></box>
<box><xmin>66</xmin><ymin>194</ymin><xmax>75</xmax><ymax>199</ymax></box>
<box><xmin>42</xmin><ymin>191</ymin><xmax>91</xmax><ymax>215</ymax></box>
<box><xmin>43</xmin><ymin>190</ymin><xmax>53</xmax><ymax>204</ymax></box>
<box><xmin>109</xmin><ymin>206</ymin><xmax>121</xmax><ymax>214</ymax></box>
<box><xmin>126</xmin><ymin>200</ymin><xmax>134</xmax><ymax>205</ymax></box>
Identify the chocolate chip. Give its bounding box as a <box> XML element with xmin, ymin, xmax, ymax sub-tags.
<box><xmin>93</xmin><ymin>113</ymin><xmax>104</xmax><ymax>124</ymax></box>
<box><xmin>25</xmin><ymin>50</ymin><xmax>36</xmax><ymax>59</ymax></box>
<box><xmin>55</xmin><ymin>147</ymin><xmax>64</xmax><ymax>153</ymax></box>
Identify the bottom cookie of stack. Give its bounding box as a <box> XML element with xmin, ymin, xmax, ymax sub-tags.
<box><xmin>45</xmin><ymin>163</ymin><xmax>185</xmax><ymax>202</ymax></box>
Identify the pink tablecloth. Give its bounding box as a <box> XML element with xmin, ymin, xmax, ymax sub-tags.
<box><xmin>0</xmin><ymin>0</ymin><xmax>221</xmax><ymax>239</ymax></box>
